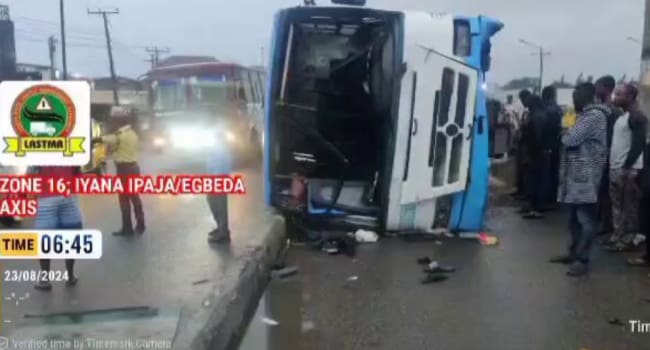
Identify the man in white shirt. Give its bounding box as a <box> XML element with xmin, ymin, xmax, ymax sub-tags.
<box><xmin>605</xmin><ymin>84</ymin><xmax>647</xmax><ymax>251</ymax></box>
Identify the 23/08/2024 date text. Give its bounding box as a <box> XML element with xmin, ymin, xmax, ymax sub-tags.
<box><xmin>3</xmin><ymin>269</ymin><xmax>70</xmax><ymax>282</ymax></box>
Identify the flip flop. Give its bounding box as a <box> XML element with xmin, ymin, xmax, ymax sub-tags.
<box><xmin>628</xmin><ymin>257</ymin><xmax>650</xmax><ymax>267</ymax></box>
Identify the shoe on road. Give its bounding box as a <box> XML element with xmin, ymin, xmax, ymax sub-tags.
<box><xmin>549</xmin><ymin>255</ymin><xmax>575</xmax><ymax>264</ymax></box>
<box><xmin>567</xmin><ymin>262</ymin><xmax>588</xmax><ymax>277</ymax></box>
<box><xmin>113</xmin><ymin>229</ymin><xmax>135</xmax><ymax>236</ymax></box>
<box><xmin>66</xmin><ymin>276</ymin><xmax>78</xmax><ymax>287</ymax></box>
<box><xmin>34</xmin><ymin>280</ymin><xmax>52</xmax><ymax>291</ymax></box>
<box><xmin>208</xmin><ymin>230</ymin><xmax>231</xmax><ymax>244</ymax></box>
<box><xmin>627</xmin><ymin>257</ymin><xmax>650</xmax><ymax>267</ymax></box>
<box><xmin>522</xmin><ymin>211</ymin><xmax>544</xmax><ymax>219</ymax></box>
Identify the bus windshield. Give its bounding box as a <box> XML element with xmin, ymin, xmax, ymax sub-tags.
<box><xmin>153</xmin><ymin>77</ymin><xmax>235</xmax><ymax>113</ymax></box>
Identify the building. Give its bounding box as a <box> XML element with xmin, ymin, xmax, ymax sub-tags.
<box><xmin>90</xmin><ymin>76</ymin><xmax>149</xmax><ymax>111</ymax></box>
<box><xmin>0</xmin><ymin>4</ymin><xmax>16</xmax><ymax>80</ymax></box>
<box><xmin>15</xmin><ymin>62</ymin><xmax>55</xmax><ymax>80</ymax></box>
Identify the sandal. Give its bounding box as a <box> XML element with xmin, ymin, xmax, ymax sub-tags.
<box><xmin>627</xmin><ymin>257</ymin><xmax>650</xmax><ymax>267</ymax></box>
<box><xmin>605</xmin><ymin>243</ymin><xmax>635</xmax><ymax>252</ymax></box>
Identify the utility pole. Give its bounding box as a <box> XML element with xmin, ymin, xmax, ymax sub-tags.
<box><xmin>59</xmin><ymin>0</ymin><xmax>67</xmax><ymax>79</ymax></box>
<box><xmin>88</xmin><ymin>8</ymin><xmax>120</xmax><ymax>105</ymax></box>
<box><xmin>48</xmin><ymin>36</ymin><xmax>57</xmax><ymax>79</ymax></box>
<box><xmin>519</xmin><ymin>39</ymin><xmax>550</xmax><ymax>94</ymax></box>
<box><xmin>145</xmin><ymin>47</ymin><xmax>170</xmax><ymax>67</ymax></box>
<box><xmin>144</xmin><ymin>54</ymin><xmax>155</xmax><ymax>69</ymax></box>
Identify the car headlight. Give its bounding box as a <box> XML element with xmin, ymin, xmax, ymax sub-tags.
<box><xmin>169</xmin><ymin>128</ymin><xmax>217</xmax><ymax>149</ymax></box>
<box><xmin>153</xmin><ymin>136</ymin><xmax>166</xmax><ymax>147</ymax></box>
<box><xmin>225</xmin><ymin>131</ymin><xmax>236</xmax><ymax>143</ymax></box>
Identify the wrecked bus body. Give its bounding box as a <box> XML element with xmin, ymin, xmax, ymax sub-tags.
<box><xmin>264</xmin><ymin>4</ymin><xmax>503</xmax><ymax>234</ymax></box>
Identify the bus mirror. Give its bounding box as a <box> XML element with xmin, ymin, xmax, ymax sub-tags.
<box><xmin>331</xmin><ymin>0</ymin><xmax>366</xmax><ymax>5</ymax></box>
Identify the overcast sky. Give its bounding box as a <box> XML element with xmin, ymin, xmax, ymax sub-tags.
<box><xmin>3</xmin><ymin>0</ymin><xmax>646</xmax><ymax>84</ymax></box>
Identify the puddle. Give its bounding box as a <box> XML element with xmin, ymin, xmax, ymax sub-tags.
<box><xmin>239</xmin><ymin>276</ymin><xmax>309</xmax><ymax>350</ymax></box>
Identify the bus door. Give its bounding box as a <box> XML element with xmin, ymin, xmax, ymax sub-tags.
<box><xmin>400</xmin><ymin>51</ymin><xmax>478</xmax><ymax>206</ymax></box>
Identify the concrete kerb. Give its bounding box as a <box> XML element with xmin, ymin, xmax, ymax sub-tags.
<box><xmin>176</xmin><ymin>214</ymin><xmax>287</xmax><ymax>350</ymax></box>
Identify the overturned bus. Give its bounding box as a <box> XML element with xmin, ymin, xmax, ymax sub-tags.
<box><xmin>264</xmin><ymin>2</ymin><xmax>503</xmax><ymax>234</ymax></box>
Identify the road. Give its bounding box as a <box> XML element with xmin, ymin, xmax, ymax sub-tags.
<box><xmin>0</xmin><ymin>149</ymin><xmax>271</xmax><ymax>343</ymax></box>
<box><xmin>239</xmin><ymin>183</ymin><xmax>650</xmax><ymax>350</ymax></box>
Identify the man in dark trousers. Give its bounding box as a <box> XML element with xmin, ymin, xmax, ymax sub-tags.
<box><xmin>541</xmin><ymin>85</ymin><xmax>563</xmax><ymax>210</ymax></box>
<box><xmin>605</xmin><ymin>83</ymin><xmax>646</xmax><ymax>251</ymax></box>
<box><xmin>550</xmin><ymin>83</ymin><xmax>608</xmax><ymax>276</ymax></box>
<box><xmin>511</xmin><ymin>89</ymin><xmax>532</xmax><ymax>199</ymax></box>
<box><xmin>206</xmin><ymin>128</ymin><xmax>233</xmax><ymax>243</ymax></box>
<box><xmin>595</xmin><ymin>76</ymin><xmax>622</xmax><ymax>236</ymax></box>
<box><xmin>521</xmin><ymin>94</ymin><xmax>547</xmax><ymax>218</ymax></box>
<box><xmin>628</xmin><ymin>131</ymin><xmax>650</xmax><ymax>266</ymax></box>
<box><xmin>94</xmin><ymin>106</ymin><xmax>145</xmax><ymax>236</ymax></box>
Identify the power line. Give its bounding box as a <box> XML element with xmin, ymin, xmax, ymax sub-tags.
<box><xmin>88</xmin><ymin>8</ymin><xmax>120</xmax><ymax>105</ymax></box>
<box><xmin>145</xmin><ymin>47</ymin><xmax>170</xmax><ymax>67</ymax></box>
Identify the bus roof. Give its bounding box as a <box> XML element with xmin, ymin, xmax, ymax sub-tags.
<box><xmin>146</xmin><ymin>61</ymin><xmax>262</xmax><ymax>80</ymax></box>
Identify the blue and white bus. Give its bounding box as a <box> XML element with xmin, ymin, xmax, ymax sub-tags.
<box><xmin>264</xmin><ymin>1</ymin><xmax>503</xmax><ymax>233</ymax></box>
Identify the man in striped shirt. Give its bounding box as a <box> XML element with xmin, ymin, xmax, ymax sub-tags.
<box><xmin>550</xmin><ymin>83</ymin><xmax>608</xmax><ymax>276</ymax></box>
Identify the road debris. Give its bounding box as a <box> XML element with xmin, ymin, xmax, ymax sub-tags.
<box><xmin>607</xmin><ymin>317</ymin><xmax>625</xmax><ymax>326</ymax></box>
<box><xmin>354</xmin><ymin>229</ymin><xmax>378</xmax><ymax>243</ymax></box>
<box><xmin>347</xmin><ymin>276</ymin><xmax>359</xmax><ymax>281</ymax></box>
<box><xmin>301</xmin><ymin>320</ymin><xmax>316</xmax><ymax>333</ymax></box>
<box><xmin>421</xmin><ymin>274</ymin><xmax>449</xmax><ymax>284</ymax></box>
<box><xmin>423</xmin><ymin>261</ymin><xmax>456</xmax><ymax>274</ymax></box>
<box><xmin>479</xmin><ymin>233</ymin><xmax>499</xmax><ymax>246</ymax></box>
<box><xmin>261</xmin><ymin>316</ymin><xmax>279</xmax><ymax>326</ymax></box>
<box><xmin>271</xmin><ymin>266</ymin><xmax>299</xmax><ymax>279</ymax></box>
<box><xmin>192</xmin><ymin>279</ymin><xmax>209</xmax><ymax>285</ymax></box>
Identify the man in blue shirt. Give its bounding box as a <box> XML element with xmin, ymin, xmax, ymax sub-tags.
<box><xmin>206</xmin><ymin>128</ymin><xmax>233</xmax><ymax>243</ymax></box>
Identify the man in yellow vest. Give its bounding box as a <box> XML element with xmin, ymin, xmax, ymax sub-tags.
<box><xmin>93</xmin><ymin>106</ymin><xmax>146</xmax><ymax>236</ymax></box>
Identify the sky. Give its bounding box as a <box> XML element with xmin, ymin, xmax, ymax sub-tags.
<box><xmin>2</xmin><ymin>0</ymin><xmax>646</xmax><ymax>84</ymax></box>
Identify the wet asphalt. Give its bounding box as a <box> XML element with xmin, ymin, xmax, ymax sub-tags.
<box><xmin>240</xmin><ymin>184</ymin><xmax>650</xmax><ymax>350</ymax></box>
<box><xmin>0</xmin><ymin>150</ymin><xmax>269</xmax><ymax>339</ymax></box>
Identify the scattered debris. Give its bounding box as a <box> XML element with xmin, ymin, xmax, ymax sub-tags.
<box><xmin>607</xmin><ymin>317</ymin><xmax>625</xmax><ymax>326</ymax></box>
<box><xmin>479</xmin><ymin>233</ymin><xmax>499</xmax><ymax>246</ymax></box>
<box><xmin>271</xmin><ymin>266</ymin><xmax>299</xmax><ymax>279</ymax></box>
<box><xmin>202</xmin><ymin>300</ymin><xmax>211</xmax><ymax>308</ymax></box>
<box><xmin>633</xmin><ymin>234</ymin><xmax>646</xmax><ymax>247</ymax></box>
<box><xmin>261</xmin><ymin>316</ymin><xmax>279</xmax><ymax>326</ymax></box>
<box><xmin>301</xmin><ymin>320</ymin><xmax>316</xmax><ymax>333</ymax></box>
<box><xmin>423</xmin><ymin>261</ymin><xmax>455</xmax><ymax>274</ymax></box>
<box><xmin>192</xmin><ymin>279</ymin><xmax>210</xmax><ymax>286</ymax></box>
<box><xmin>421</xmin><ymin>274</ymin><xmax>449</xmax><ymax>284</ymax></box>
<box><xmin>354</xmin><ymin>229</ymin><xmax>378</xmax><ymax>243</ymax></box>
<box><xmin>459</xmin><ymin>232</ymin><xmax>480</xmax><ymax>240</ymax></box>
<box><xmin>347</xmin><ymin>276</ymin><xmax>359</xmax><ymax>281</ymax></box>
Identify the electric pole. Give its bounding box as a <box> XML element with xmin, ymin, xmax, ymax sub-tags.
<box><xmin>145</xmin><ymin>47</ymin><xmax>170</xmax><ymax>67</ymax></box>
<box><xmin>88</xmin><ymin>8</ymin><xmax>120</xmax><ymax>106</ymax></box>
<box><xmin>640</xmin><ymin>0</ymin><xmax>650</xmax><ymax>114</ymax></box>
<box><xmin>519</xmin><ymin>39</ymin><xmax>550</xmax><ymax>94</ymax></box>
<box><xmin>144</xmin><ymin>54</ymin><xmax>155</xmax><ymax>69</ymax></box>
<box><xmin>48</xmin><ymin>36</ymin><xmax>57</xmax><ymax>79</ymax></box>
<box><xmin>59</xmin><ymin>0</ymin><xmax>67</xmax><ymax>79</ymax></box>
